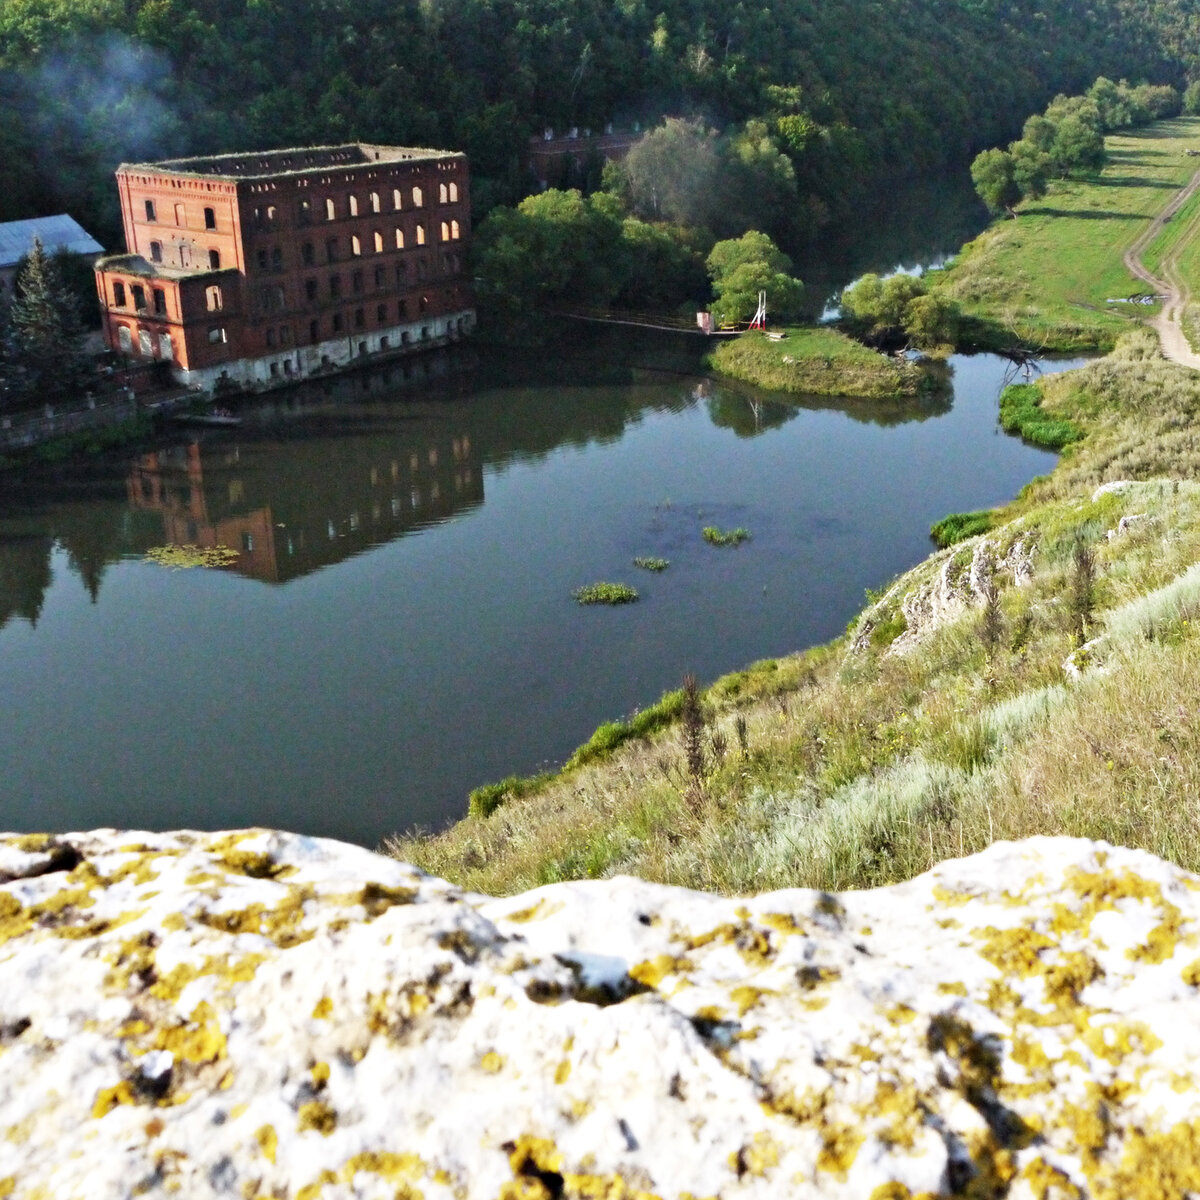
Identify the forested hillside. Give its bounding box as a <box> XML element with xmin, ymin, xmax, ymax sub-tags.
<box><xmin>0</xmin><ymin>0</ymin><xmax>1196</xmax><ymax>244</ymax></box>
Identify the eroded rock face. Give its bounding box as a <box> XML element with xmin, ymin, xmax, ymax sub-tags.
<box><xmin>0</xmin><ymin>831</ymin><xmax>1197</xmax><ymax>1197</ymax></box>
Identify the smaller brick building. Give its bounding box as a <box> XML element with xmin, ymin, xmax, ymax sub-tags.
<box><xmin>94</xmin><ymin>144</ymin><xmax>474</xmax><ymax>392</ymax></box>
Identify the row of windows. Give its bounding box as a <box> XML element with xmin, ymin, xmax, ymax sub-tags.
<box><xmin>267</xmin><ymin>296</ymin><xmax>433</xmax><ymax>346</ymax></box>
<box><xmin>143</xmin><ymin>200</ymin><xmax>218</xmax><ymax>230</ymax></box>
<box><xmin>110</xmin><ymin>281</ymin><xmax>168</xmax><ymax>316</ymax></box>
<box><xmin>300</xmin><ymin>183</ymin><xmax>459</xmax><ymax>225</ymax></box>
<box><xmin>258</xmin><ymin>256</ymin><xmax>458</xmax><ymax>314</ymax></box>
<box><xmin>147</xmin><ymin>241</ymin><xmax>222</xmax><ymax>270</ymax></box>
<box><xmin>295</xmin><ymin>222</ymin><xmax>461</xmax><ymax>269</ymax></box>
<box><xmin>115</xmin><ymin>325</ymin><xmax>173</xmax><ymax>360</ymax></box>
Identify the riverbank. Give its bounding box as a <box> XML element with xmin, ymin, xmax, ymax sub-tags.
<box><xmin>389</xmin><ymin>325</ymin><xmax>1200</xmax><ymax>895</ymax></box>
<box><xmin>932</xmin><ymin>116</ymin><xmax>1200</xmax><ymax>352</ymax></box>
<box><xmin>705</xmin><ymin>326</ymin><xmax>931</xmax><ymax>398</ymax></box>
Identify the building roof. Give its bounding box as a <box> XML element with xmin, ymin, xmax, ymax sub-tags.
<box><xmin>0</xmin><ymin>214</ymin><xmax>104</xmax><ymax>269</ymax></box>
<box><xmin>94</xmin><ymin>253</ymin><xmax>231</xmax><ymax>282</ymax></box>
<box><xmin>119</xmin><ymin>143</ymin><xmax>465</xmax><ymax>184</ymax></box>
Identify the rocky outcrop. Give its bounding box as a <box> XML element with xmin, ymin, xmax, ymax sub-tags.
<box><xmin>0</xmin><ymin>830</ymin><xmax>1199</xmax><ymax>1197</ymax></box>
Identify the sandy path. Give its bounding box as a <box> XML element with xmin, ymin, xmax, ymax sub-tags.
<box><xmin>1123</xmin><ymin>165</ymin><xmax>1200</xmax><ymax>369</ymax></box>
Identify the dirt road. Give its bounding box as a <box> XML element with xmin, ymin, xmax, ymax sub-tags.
<box><xmin>1123</xmin><ymin>165</ymin><xmax>1200</xmax><ymax>369</ymax></box>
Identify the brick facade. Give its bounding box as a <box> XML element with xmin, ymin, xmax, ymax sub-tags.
<box><xmin>94</xmin><ymin>145</ymin><xmax>474</xmax><ymax>392</ymax></box>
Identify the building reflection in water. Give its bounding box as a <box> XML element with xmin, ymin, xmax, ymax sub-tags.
<box><xmin>127</xmin><ymin>425</ymin><xmax>483</xmax><ymax>584</ymax></box>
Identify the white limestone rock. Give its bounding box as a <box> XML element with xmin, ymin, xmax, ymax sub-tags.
<box><xmin>0</xmin><ymin>830</ymin><xmax>1198</xmax><ymax>1197</ymax></box>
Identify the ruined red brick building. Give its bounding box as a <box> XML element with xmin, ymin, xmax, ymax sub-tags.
<box><xmin>94</xmin><ymin>144</ymin><xmax>474</xmax><ymax>391</ymax></box>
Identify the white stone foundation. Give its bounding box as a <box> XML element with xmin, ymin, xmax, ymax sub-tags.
<box><xmin>175</xmin><ymin>308</ymin><xmax>476</xmax><ymax>394</ymax></box>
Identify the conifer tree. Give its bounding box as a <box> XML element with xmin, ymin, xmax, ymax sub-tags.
<box><xmin>5</xmin><ymin>236</ymin><xmax>89</xmax><ymax>408</ymax></box>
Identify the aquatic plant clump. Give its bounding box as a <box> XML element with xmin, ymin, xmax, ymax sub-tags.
<box><xmin>573</xmin><ymin>582</ymin><xmax>640</xmax><ymax>605</ymax></box>
<box><xmin>144</xmin><ymin>544</ymin><xmax>241</xmax><ymax>570</ymax></box>
<box><xmin>703</xmin><ymin>526</ymin><xmax>752</xmax><ymax>547</ymax></box>
<box><xmin>634</xmin><ymin>557</ymin><xmax>670</xmax><ymax>572</ymax></box>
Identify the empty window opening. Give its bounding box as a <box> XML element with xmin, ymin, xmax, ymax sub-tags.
<box><xmin>358</xmin><ymin>341</ymin><xmax>367</xmax><ymax>356</ymax></box>
<box><xmin>349</xmin><ymin>195</ymin><xmax>359</xmax><ymax>217</ymax></box>
<box><xmin>397</xmin><ymin>298</ymin><xmax>408</xmax><ymax>319</ymax></box>
<box><xmin>449</xmin><ymin>182</ymin><xmax>459</xmax><ymax>202</ymax></box>
<box><xmin>412</xmin><ymin>186</ymin><xmax>423</xmax><ymax>207</ymax></box>
<box><xmin>373</xmin><ymin>230</ymin><xmax>383</xmax><ymax>253</ymax></box>
<box><xmin>395</xmin><ymin>228</ymin><xmax>405</xmax><ymax>250</ymax></box>
<box><xmin>159</xmin><ymin>333</ymin><xmax>173</xmax><ymax>360</ymax></box>
<box><xmin>441</xmin><ymin>221</ymin><xmax>450</xmax><ymax>242</ymax></box>
<box><xmin>401</xmin><ymin>331</ymin><xmax>410</xmax><ymax>345</ymax></box>
<box><xmin>152</xmin><ymin>288</ymin><xmax>167</xmax><ymax>315</ymax></box>
<box><xmin>326</xmin><ymin>198</ymin><xmax>337</xmax><ymax>221</ymax></box>
<box><xmin>266</xmin><ymin>328</ymin><xmax>276</xmax><ymax>347</ymax></box>
<box><xmin>269</xmin><ymin>362</ymin><xmax>278</xmax><ymax>376</ymax></box>
<box><xmin>204</xmin><ymin>206</ymin><xmax>217</xmax><ymax>230</ymax></box>
<box><xmin>112</xmin><ymin>281</ymin><xmax>127</xmax><ymax>307</ymax></box>
<box><xmin>257</xmin><ymin>249</ymin><xmax>269</xmax><ymax>270</ymax></box>
<box><xmin>281</xmin><ymin>325</ymin><xmax>292</xmax><ymax>345</ymax></box>
<box><xmin>352</xmin><ymin>269</ymin><xmax>363</xmax><ymax>294</ymax></box>
<box><xmin>376</xmin><ymin>303</ymin><xmax>387</xmax><ymax>323</ymax></box>
<box><xmin>208</xmin><ymin>249</ymin><xmax>221</xmax><ymax>269</ymax></box>
<box><xmin>332</xmin><ymin>312</ymin><xmax>343</xmax><ymax>332</ymax></box>
<box><xmin>298</xmin><ymin>199</ymin><xmax>311</xmax><ymax>225</ymax></box>
<box><xmin>144</xmin><ymin>199</ymin><xmax>157</xmax><ymax>221</ymax></box>
<box><xmin>419</xmin><ymin>295</ymin><xmax>429</xmax><ymax>313</ymax></box>
<box><xmin>395</xmin><ymin>263</ymin><xmax>407</xmax><ymax>285</ymax></box>
<box><xmin>326</xmin><ymin>238</ymin><xmax>339</xmax><ymax>263</ymax></box>
<box><xmin>438</xmin><ymin>183</ymin><xmax>448</xmax><ymax>203</ymax></box>
<box><xmin>309</xmin><ymin>319</ymin><xmax>319</xmax><ymax>342</ymax></box>
<box><xmin>351</xmin><ymin>235</ymin><xmax>362</xmax><ymax>257</ymax></box>
<box><xmin>416</xmin><ymin>225</ymin><xmax>426</xmax><ymax>246</ymax></box>
<box><xmin>354</xmin><ymin>308</ymin><xmax>365</xmax><ymax>329</ymax></box>
<box><xmin>302</xmin><ymin>242</ymin><xmax>315</xmax><ymax>266</ymax></box>
<box><xmin>131</xmin><ymin>285</ymin><xmax>147</xmax><ymax>311</ymax></box>
<box><xmin>374</xmin><ymin>266</ymin><xmax>385</xmax><ymax>288</ymax></box>
<box><xmin>330</xmin><ymin>275</ymin><xmax>341</xmax><ymax>299</ymax></box>
<box><xmin>380</xmin><ymin>335</ymin><xmax>390</xmax><ymax>350</ymax></box>
<box><xmin>139</xmin><ymin>329</ymin><xmax>153</xmax><ymax>355</ymax></box>
<box><xmin>118</xmin><ymin>325</ymin><xmax>132</xmax><ymax>352</ymax></box>
<box><xmin>370</xmin><ymin>191</ymin><xmax>381</xmax><ymax>213</ymax></box>
<box><xmin>267</xmin><ymin>205</ymin><xmax>276</xmax><ymax>223</ymax></box>
<box><xmin>420</xmin><ymin>325</ymin><xmax>429</xmax><ymax>340</ymax></box>
<box><xmin>451</xmin><ymin>219</ymin><xmax>460</xmax><ymax>239</ymax></box>
<box><xmin>206</xmin><ymin>285</ymin><xmax>222</xmax><ymax>311</ymax></box>
<box><xmin>150</xmin><ymin>241</ymin><xmax>162</xmax><ymax>263</ymax></box>
<box><xmin>393</xmin><ymin>188</ymin><xmax>403</xmax><ymax>211</ymax></box>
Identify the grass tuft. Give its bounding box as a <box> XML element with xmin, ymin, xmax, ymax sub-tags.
<box><xmin>633</xmin><ymin>556</ymin><xmax>670</xmax><ymax>571</ymax></box>
<box><xmin>702</xmin><ymin>526</ymin><xmax>751</xmax><ymax>547</ymax></box>
<box><xmin>930</xmin><ymin>510</ymin><xmax>994</xmax><ymax>548</ymax></box>
<box><xmin>999</xmin><ymin>383</ymin><xmax>1083</xmax><ymax>450</ymax></box>
<box><xmin>573</xmin><ymin>581</ymin><xmax>639</xmax><ymax>605</ymax></box>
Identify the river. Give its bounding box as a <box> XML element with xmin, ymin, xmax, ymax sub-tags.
<box><xmin>0</xmin><ymin>332</ymin><xmax>1086</xmax><ymax>846</ymax></box>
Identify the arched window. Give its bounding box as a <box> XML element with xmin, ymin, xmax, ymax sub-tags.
<box><xmin>395</xmin><ymin>228</ymin><xmax>405</xmax><ymax>250</ymax></box>
<box><xmin>439</xmin><ymin>183</ymin><xmax>448</xmax><ymax>204</ymax></box>
<box><xmin>267</xmin><ymin>205</ymin><xmax>277</xmax><ymax>222</ymax></box>
<box><xmin>373</xmin><ymin>230</ymin><xmax>384</xmax><ymax>253</ymax></box>
<box><xmin>206</xmin><ymin>285</ymin><xmax>222</xmax><ymax>312</ymax></box>
<box><xmin>416</xmin><ymin>224</ymin><xmax>426</xmax><ymax>246</ymax></box>
<box><xmin>393</xmin><ymin>188</ymin><xmax>403</xmax><ymax>211</ymax></box>
<box><xmin>449</xmin><ymin>182</ymin><xmax>459</xmax><ymax>202</ymax></box>
<box><xmin>326</xmin><ymin>198</ymin><xmax>336</xmax><ymax>221</ymax></box>
<box><xmin>370</xmin><ymin>192</ymin><xmax>381</xmax><ymax>213</ymax></box>
<box><xmin>209</xmin><ymin>249</ymin><xmax>221</xmax><ymax>269</ymax></box>
<box><xmin>112</xmin><ymin>281</ymin><xmax>126</xmax><ymax>307</ymax></box>
<box><xmin>351</xmin><ymin>235</ymin><xmax>362</xmax><ymax>257</ymax></box>
<box><xmin>349</xmin><ymin>195</ymin><xmax>359</xmax><ymax>217</ymax></box>
<box><xmin>440</xmin><ymin>221</ymin><xmax>450</xmax><ymax>242</ymax></box>
<box><xmin>451</xmin><ymin>220</ymin><xmax>460</xmax><ymax>240</ymax></box>
<box><xmin>412</xmin><ymin>186</ymin><xmax>423</xmax><ymax>208</ymax></box>
<box><xmin>117</xmin><ymin>325</ymin><xmax>132</xmax><ymax>352</ymax></box>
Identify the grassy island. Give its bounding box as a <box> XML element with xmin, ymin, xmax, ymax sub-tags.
<box><xmin>706</xmin><ymin>327</ymin><xmax>929</xmax><ymax>398</ymax></box>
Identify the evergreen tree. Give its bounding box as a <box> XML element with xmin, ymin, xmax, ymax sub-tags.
<box><xmin>5</xmin><ymin>236</ymin><xmax>90</xmax><ymax>409</ymax></box>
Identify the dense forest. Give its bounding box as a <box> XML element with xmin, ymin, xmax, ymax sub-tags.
<box><xmin>1</xmin><ymin>0</ymin><xmax>1198</xmax><ymax>249</ymax></box>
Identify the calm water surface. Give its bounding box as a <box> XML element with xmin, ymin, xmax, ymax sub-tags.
<box><xmin>0</xmin><ymin>343</ymin><xmax>1084</xmax><ymax>845</ymax></box>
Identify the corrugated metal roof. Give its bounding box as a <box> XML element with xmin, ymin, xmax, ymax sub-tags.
<box><xmin>0</xmin><ymin>214</ymin><xmax>104</xmax><ymax>269</ymax></box>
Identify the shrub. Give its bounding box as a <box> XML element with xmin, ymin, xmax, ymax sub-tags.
<box><xmin>468</xmin><ymin>772</ymin><xmax>554</xmax><ymax>818</ymax></box>
<box><xmin>930</xmin><ymin>510</ymin><xmax>994</xmax><ymax>547</ymax></box>
<box><xmin>633</xmin><ymin>556</ymin><xmax>670</xmax><ymax>571</ymax></box>
<box><xmin>999</xmin><ymin>383</ymin><xmax>1083</xmax><ymax>449</ymax></box>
